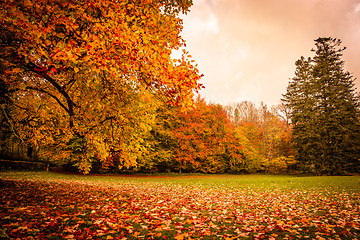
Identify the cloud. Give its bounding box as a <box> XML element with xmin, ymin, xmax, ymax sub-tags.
<box><xmin>181</xmin><ymin>0</ymin><xmax>360</xmax><ymax>106</ymax></box>
<box><xmin>182</xmin><ymin>0</ymin><xmax>219</xmax><ymax>35</ymax></box>
<box><xmin>355</xmin><ymin>2</ymin><xmax>360</xmax><ymax>13</ymax></box>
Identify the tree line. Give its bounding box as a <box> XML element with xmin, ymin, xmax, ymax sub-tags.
<box><xmin>1</xmin><ymin>1</ymin><xmax>359</xmax><ymax>175</ymax></box>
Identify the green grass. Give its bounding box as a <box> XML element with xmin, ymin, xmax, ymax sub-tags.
<box><xmin>1</xmin><ymin>170</ymin><xmax>359</xmax><ymax>239</ymax></box>
<box><xmin>1</xmin><ymin>170</ymin><xmax>359</xmax><ymax>191</ymax></box>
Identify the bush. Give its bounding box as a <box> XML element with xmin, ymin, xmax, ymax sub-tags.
<box><xmin>266</xmin><ymin>156</ymin><xmax>297</xmax><ymax>174</ymax></box>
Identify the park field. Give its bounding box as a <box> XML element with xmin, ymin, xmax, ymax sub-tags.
<box><xmin>0</xmin><ymin>171</ymin><xmax>359</xmax><ymax>239</ymax></box>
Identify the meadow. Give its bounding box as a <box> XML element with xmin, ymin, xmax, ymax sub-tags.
<box><xmin>0</xmin><ymin>171</ymin><xmax>359</xmax><ymax>239</ymax></box>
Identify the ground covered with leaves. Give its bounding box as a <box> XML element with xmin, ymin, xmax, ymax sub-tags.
<box><xmin>0</xmin><ymin>173</ymin><xmax>359</xmax><ymax>239</ymax></box>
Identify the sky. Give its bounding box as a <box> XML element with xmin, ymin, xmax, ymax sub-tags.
<box><xmin>178</xmin><ymin>0</ymin><xmax>360</xmax><ymax>106</ymax></box>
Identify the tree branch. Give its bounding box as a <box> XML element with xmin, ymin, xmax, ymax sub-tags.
<box><xmin>25</xmin><ymin>86</ymin><xmax>70</xmax><ymax>114</ymax></box>
<box><xmin>0</xmin><ymin>105</ymin><xmax>24</xmax><ymax>144</ymax></box>
<box><xmin>22</xmin><ymin>61</ymin><xmax>76</xmax><ymax>128</ymax></box>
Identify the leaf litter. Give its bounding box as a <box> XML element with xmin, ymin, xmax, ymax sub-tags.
<box><xmin>0</xmin><ymin>178</ymin><xmax>359</xmax><ymax>239</ymax></box>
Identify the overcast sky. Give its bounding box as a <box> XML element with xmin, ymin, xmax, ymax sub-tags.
<box><xmin>178</xmin><ymin>0</ymin><xmax>360</xmax><ymax>106</ymax></box>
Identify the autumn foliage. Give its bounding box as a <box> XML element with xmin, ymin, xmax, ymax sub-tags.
<box><xmin>227</xmin><ymin>102</ymin><xmax>295</xmax><ymax>173</ymax></box>
<box><xmin>0</xmin><ymin>0</ymin><xmax>203</xmax><ymax>173</ymax></box>
<box><xmin>147</xmin><ymin>98</ymin><xmax>243</xmax><ymax>173</ymax></box>
<box><xmin>0</xmin><ymin>0</ymin><xmax>296</xmax><ymax>174</ymax></box>
<box><xmin>85</xmin><ymin>98</ymin><xmax>293</xmax><ymax>174</ymax></box>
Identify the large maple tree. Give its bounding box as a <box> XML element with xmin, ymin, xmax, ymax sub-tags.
<box><xmin>0</xmin><ymin>0</ymin><xmax>203</xmax><ymax>173</ymax></box>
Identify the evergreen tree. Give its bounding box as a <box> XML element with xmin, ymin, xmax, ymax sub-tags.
<box><xmin>283</xmin><ymin>37</ymin><xmax>360</xmax><ymax>174</ymax></box>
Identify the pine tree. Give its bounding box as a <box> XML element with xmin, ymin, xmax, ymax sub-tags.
<box><xmin>283</xmin><ymin>37</ymin><xmax>360</xmax><ymax>174</ymax></box>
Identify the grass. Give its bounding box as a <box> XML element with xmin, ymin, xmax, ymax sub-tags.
<box><xmin>1</xmin><ymin>170</ymin><xmax>359</xmax><ymax>191</ymax></box>
<box><xmin>1</xmin><ymin>170</ymin><xmax>359</xmax><ymax>239</ymax></box>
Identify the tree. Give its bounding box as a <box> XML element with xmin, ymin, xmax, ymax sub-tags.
<box><xmin>226</xmin><ymin>101</ymin><xmax>294</xmax><ymax>173</ymax></box>
<box><xmin>0</xmin><ymin>0</ymin><xmax>203</xmax><ymax>173</ymax></box>
<box><xmin>168</xmin><ymin>98</ymin><xmax>241</xmax><ymax>173</ymax></box>
<box><xmin>146</xmin><ymin>98</ymin><xmax>243</xmax><ymax>174</ymax></box>
<box><xmin>282</xmin><ymin>37</ymin><xmax>360</xmax><ymax>174</ymax></box>
<box><xmin>225</xmin><ymin>101</ymin><xmax>259</xmax><ymax>125</ymax></box>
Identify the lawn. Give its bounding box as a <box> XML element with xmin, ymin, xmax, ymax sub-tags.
<box><xmin>0</xmin><ymin>171</ymin><xmax>359</xmax><ymax>239</ymax></box>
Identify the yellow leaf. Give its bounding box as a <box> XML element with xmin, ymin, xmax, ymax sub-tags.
<box><xmin>175</xmin><ymin>234</ymin><xmax>185</xmax><ymax>240</ymax></box>
<box><xmin>11</xmin><ymin>68</ymin><xmax>22</xmax><ymax>74</ymax></box>
<box><xmin>184</xmin><ymin>219</ymin><xmax>192</xmax><ymax>224</ymax></box>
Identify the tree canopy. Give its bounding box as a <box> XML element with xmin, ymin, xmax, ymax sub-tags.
<box><xmin>0</xmin><ymin>0</ymin><xmax>203</xmax><ymax>173</ymax></box>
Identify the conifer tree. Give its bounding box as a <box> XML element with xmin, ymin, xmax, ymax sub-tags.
<box><xmin>283</xmin><ymin>37</ymin><xmax>360</xmax><ymax>174</ymax></box>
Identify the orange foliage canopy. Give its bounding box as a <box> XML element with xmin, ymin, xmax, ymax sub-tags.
<box><xmin>171</xmin><ymin>98</ymin><xmax>243</xmax><ymax>173</ymax></box>
<box><xmin>0</xmin><ymin>0</ymin><xmax>203</xmax><ymax>173</ymax></box>
<box><xmin>1</xmin><ymin>0</ymin><xmax>203</xmax><ymax>109</ymax></box>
